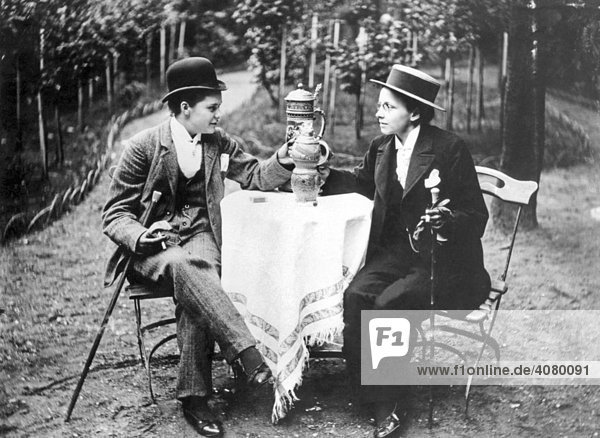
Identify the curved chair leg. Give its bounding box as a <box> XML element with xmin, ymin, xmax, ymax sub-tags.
<box><xmin>415</xmin><ymin>324</ymin><xmax>428</xmax><ymax>361</ymax></box>
<box><xmin>133</xmin><ymin>296</ymin><xmax>179</xmax><ymax>403</ymax></box>
<box><xmin>134</xmin><ymin>299</ymin><xmax>146</xmax><ymax>365</ymax></box>
<box><xmin>145</xmin><ymin>334</ymin><xmax>178</xmax><ymax>403</ymax></box>
<box><xmin>465</xmin><ymin>299</ymin><xmax>503</xmax><ymax>415</ymax></box>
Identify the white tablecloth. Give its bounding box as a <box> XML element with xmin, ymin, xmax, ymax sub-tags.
<box><xmin>220</xmin><ymin>190</ymin><xmax>373</xmax><ymax>422</ymax></box>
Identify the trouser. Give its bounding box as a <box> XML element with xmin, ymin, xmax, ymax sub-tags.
<box><xmin>130</xmin><ymin>231</ymin><xmax>255</xmax><ymax>399</ymax></box>
<box><xmin>343</xmin><ymin>244</ymin><xmax>430</xmax><ymax>405</ymax></box>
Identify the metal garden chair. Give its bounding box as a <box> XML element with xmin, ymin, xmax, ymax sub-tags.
<box><xmin>417</xmin><ymin>165</ymin><xmax>539</xmax><ymax>419</ymax></box>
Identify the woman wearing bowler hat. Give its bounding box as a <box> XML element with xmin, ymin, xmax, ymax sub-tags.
<box><xmin>102</xmin><ymin>57</ymin><xmax>293</xmax><ymax>437</ymax></box>
<box><xmin>320</xmin><ymin>64</ymin><xmax>490</xmax><ymax>437</ymax></box>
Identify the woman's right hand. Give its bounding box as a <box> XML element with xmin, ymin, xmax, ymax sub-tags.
<box><xmin>135</xmin><ymin>221</ymin><xmax>171</xmax><ymax>255</ymax></box>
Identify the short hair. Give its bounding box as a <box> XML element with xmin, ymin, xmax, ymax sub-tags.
<box><xmin>395</xmin><ymin>93</ymin><xmax>435</xmax><ymax>126</ymax></box>
<box><xmin>167</xmin><ymin>89</ymin><xmax>221</xmax><ymax>115</ymax></box>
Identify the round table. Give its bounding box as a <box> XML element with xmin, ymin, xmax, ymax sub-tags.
<box><xmin>220</xmin><ymin>190</ymin><xmax>373</xmax><ymax>422</ymax></box>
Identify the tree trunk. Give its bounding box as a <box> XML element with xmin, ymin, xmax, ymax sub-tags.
<box><xmin>16</xmin><ymin>54</ymin><xmax>22</xmax><ymax>151</ymax></box>
<box><xmin>355</xmin><ymin>93</ymin><xmax>362</xmax><ymax>139</ymax></box>
<box><xmin>261</xmin><ymin>68</ymin><xmax>278</xmax><ymax>107</ymax></box>
<box><xmin>476</xmin><ymin>44</ymin><xmax>485</xmax><ymax>130</ymax></box>
<box><xmin>36</xmin><ymin>91</ymin><xmax>47</xmax><ymax>178</ymax></box>
<box><xmin>499</xmin><ymin>31</ymin><xmax>509</xmax><ymax>142</ymax></box>
<box><xmin>327</xmin><ymin>19</ymin><xmax>340</xmax><ymax>137</ymax></box>
<box><xmin>160</xmin><ymin>25</ymin><xmax>166</xmax><ymax>87</ymax></box>
<box><xmin>405</xmin><ymin>30</ymin><xmax>412</xmax><ymax>64</ymax></box>
<box><xmin>105</xmin><ymin>57</ymin><xmax>113</xmax><ymax>113</ymax></box>
<box><xmin>444</xmin><ymin>57</ymin><xmax>454</xmax><ymax>131</ymax></box>
<box><xmin>146</xmin><ymin>33</ymin><xmax>153</xmax><ymax>91</ymax></box>
<box><xmin>494</xmin><ymin>2</ymin><xmax>545</xmax><ymax>230</ymax></box>
<box><xmin>38</xmin><ymin>27</ymin><xmax>47</xmax><ymax>178</ymax></box>
<box><xmin>77</xmin><ymin>79</ymin><xmax>84</xmax><ymax>131</ymax></box>
<box><xmin>112</xmin><ymin>51</ymin><xmax>119</xmax><ymax>98</ymax></box>
<box><xmin>88</xmin><ymin>78</ymin><xmax>94</xmax><ymax>111</ymax></box>
<box><xmin>466</xmin><ymin>44</ymin><xmax>475</xmax><ymax>133</ymax></box>
<box><xmin>54</xmin><ymin>104</ymin><xmax>63</xmax><ymax>166</ymax></box>
<box><xmin>411</xmin><ymin>32</ymin><xmax>418</xmax><ymax>66</ymax></box>
<box><xmin>356</xmin><ymin>26</ymin><xmax>367</xmax><ymax>138</ymax></box>
<box><xmin>169</xmin><ymin>23</ymin><xmax>177</xmax><ymax>65</ymax></box>
<box><xmin>178</xmin><ymin>20</ymin><xmax>186</xmax><ymax>59</ymax></box>
<box><xmin>278</xmin><ymin>22</ymin><xmax>287</xmax><ymax>122</ymax></box>
<box><xmin>323</xmin><ymin>19</ymin><xmax>333</xmax><ymax>116</ymax></box>
<box><xmin>309</xmin><ymin>13</ymin><xmax>318</xmax><ymax>89</ymax></box>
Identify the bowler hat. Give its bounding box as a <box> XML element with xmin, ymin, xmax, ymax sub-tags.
<box><xmin>162</xmin><ymin>57</ymin><xmax>227</xmax><ymax>102</ymax></box>
<box><xmin>370</xmin><ymin>65</ymin><xmax>445</xmax><ymax>111</ymax></box>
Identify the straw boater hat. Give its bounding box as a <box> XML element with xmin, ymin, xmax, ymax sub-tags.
<box><xmin>162</xmin><ymin>57</ymin><xmax>227</xmax><ymax>102</ymax></box>
<box><xmin>370</xmin><ymin>64</ymin><xmax>446</xmax><ymax>111</ymax></box>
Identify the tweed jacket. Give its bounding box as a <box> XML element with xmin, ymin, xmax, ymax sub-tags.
<box><xmin>102</xmin><ymin>120</ymin><xmax>291</xmax><ymax>286</ymax></box>
<box><xmin>322</xmin><ymin>124</ymin><xmax>490</xmax><ymax>307</ymax></box>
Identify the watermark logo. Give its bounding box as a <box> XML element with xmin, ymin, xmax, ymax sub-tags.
<box><xmin>361</xmin><ymin>310</ymin><xmax>600</xmax><ymax>386</ymax></box>
<box><xmin>369</xmin><ymin>317</ymin><xmax>410</xmax><ymax>369</ymax></box>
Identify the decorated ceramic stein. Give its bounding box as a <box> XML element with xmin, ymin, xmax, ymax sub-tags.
<box><xmin>285</xmin><ymin>83</ymin><xmax>326</xmax><ymax>144</ymax></box>
<box><xmin>289</xmin><ymin>122</ymin><xmax>331</xmax><ymax>204</ymax></box>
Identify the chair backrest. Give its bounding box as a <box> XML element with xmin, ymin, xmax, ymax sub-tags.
<box><xmin>476</xmin><ymin>166</ymin><xmax>538</xmax><ymax>205</ymax></box>
<box><xmin>475</xmin><ymin>166</ymin><xmax>539</xmax><ymax>282</ymax></box>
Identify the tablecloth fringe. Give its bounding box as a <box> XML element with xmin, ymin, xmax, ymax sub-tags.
<box><xmin>271</xmin><ymin>345</ymin><xmax>308</xmax><ymax>424</ymax></box>
<box><xmin>305</xmin><ymin>324</ymin><xmax>343</xmax><ymax>349</ymax></box>
<box><xmin>271</xmin><ymin>324</ymin><xmax>343</xmax><ymax>423</ymax></box>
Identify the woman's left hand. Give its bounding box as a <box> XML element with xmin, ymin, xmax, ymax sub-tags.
<box><xmin>422</xmin><ymin>203</ymin><xmax>454</xmax><ymax>230</ymax></box>
<box><xmin>276</xmin><ymin>139</ymin><xmax>295</xmax><ymax>167</ymax></box>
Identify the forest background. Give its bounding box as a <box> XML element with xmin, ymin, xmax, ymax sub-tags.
<box><xmin>1</xmin><ymin>0</ymin><xmax>599</xmax><ymax>239</ymax></box>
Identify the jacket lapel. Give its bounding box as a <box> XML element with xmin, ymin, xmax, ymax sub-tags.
<box><xmin>203</xmin><ymin>135</ymin><xmax>218</xmax><ymax>186</ymax></box>
<box><xmin>158</xmin><ymin>121</ymin><xmax>178</xmax><ymax>199</ymax></box>
<box><xmin>374</xmin><ymin>135</ymin><xmax>397</xmax><ymax>204</ymax></box>
<box><xmin>403</xmin><ymin>126</ymin><xmax>435</xmax><ymax>199</ymax></box>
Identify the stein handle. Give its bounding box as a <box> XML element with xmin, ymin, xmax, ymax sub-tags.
<box><xmin>314</xmin><ymin>108</ymin><xmax>327</xmax><ymax>140</ymax></box>
<box><xmin>317</xmin><ymin>140</ymin><xmax>332</xmax><ymax>167</ymax></box>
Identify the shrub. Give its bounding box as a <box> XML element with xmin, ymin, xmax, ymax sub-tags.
<box><xmin>545</xmin><ymin>105</ymin><xmax>593</xmax><ymax>167</ymax></box>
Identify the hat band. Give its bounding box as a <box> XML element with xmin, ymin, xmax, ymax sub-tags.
<box><xmin>386</xmin><ymin>68</ymin><xmax>439</xmax><ymax>104</ymax></box>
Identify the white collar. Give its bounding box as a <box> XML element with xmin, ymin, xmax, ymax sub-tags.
<box><xmin>395</xmin><ymin>124</ymin><xmax>421</xmax><ymax>150</ymax></box>
<box><xmin>170</xmin><ymin>116</ymin><xmax>203</xmax><ymax>178</ymax></box>
<box><xmin>170</xmin><ymin>116</ymin><xmax>201</xmax><ymax>146</ymax></box>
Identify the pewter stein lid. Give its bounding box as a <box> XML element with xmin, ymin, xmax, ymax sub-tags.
<box><xmin>285</xmin><ymin>84</ymin><xmax>315</xmax><ymax>102</ymax></box>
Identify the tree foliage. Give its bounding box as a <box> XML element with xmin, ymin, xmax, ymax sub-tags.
<box><xmin>335</xmin><ymin>16</ymin><xmax>411</xmax><ymax>96</ymax></box>
<box><xmin>233</xmin><ymin>0</ymin><xmax>346</xmax><ymax>103</ymax></box>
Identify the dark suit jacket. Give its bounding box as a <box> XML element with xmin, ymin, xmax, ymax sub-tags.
<box><xmin>102</xmin><ymin>121</ymin><xmax>291</xmax><ymax>286</ymax></box>
<box><xmin>322</xmin><ymin>124</ymin><xmax>490</xmax><ymax>308</ymax></box>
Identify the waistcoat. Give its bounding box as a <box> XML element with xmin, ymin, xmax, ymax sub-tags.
<box><xmin>167</xmin><ymin>162</ymin><xmax>211</xmax><ymax>245</ymax></box>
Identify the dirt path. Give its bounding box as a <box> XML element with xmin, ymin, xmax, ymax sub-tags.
<box><xmin>1</xmin><ymin>72</ymin><xmax>600</xmax><ymax>437</ymax></box>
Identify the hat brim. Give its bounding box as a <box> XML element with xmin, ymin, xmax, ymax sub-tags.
<box><xmin>369</xmin><ymin>79</ymin><xmax>446</xmax><ymax>112</ymax></box>
<box><xmin>162</xmin><ymin>81</ymin><xmax>228</xmax><ymax>102</ymax></box>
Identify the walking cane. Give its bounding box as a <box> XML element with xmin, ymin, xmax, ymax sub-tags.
<box><xmin>65</xmin><ymin>190</ymin><xmax>163</xmax><ymax>421</ymax></box>
<box><xmin>423</xmin><ymin>170</ymin><xmax>441</xmax><ymax>428</ymax></box>
<box><xmin>427</xmin><ymin>186</ymin><xmax>439</xmax><ymax>427</ymax></box>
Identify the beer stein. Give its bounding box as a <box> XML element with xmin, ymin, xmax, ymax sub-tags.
<box><xmin>285</xmin><ymin>83</ymin><xmax>326</xmax><ymax>143</ymax></box>
<box><xmin>289</xmin><ymin>122</ymin><xmax>331</xmax><ymax>204</ymax></box>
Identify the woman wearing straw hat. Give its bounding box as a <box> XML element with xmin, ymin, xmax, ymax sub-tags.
<box><xmin>320</xmin><ymin>64</ymin><xmax>490</xmax><ymax>437</ymax></box>
<box><xmin>103</xmin><ymin>57</ymin><xmax>293</xmax><ymax>437</ymax></box>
